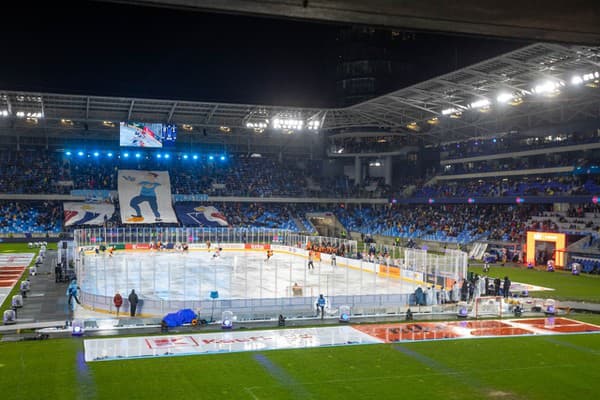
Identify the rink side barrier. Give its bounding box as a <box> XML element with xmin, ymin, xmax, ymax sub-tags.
<box><xmin>76</xmin><ymin>243</ymin><xmax>462</xmax><ymax>318</ymax></box>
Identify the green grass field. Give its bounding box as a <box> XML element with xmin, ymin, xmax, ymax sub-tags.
<box><xmin>2</xmin><ymin>243</ymin><xmax>600</xmax><ymax>399</ymax></box>
<box><xmin>1</xmin><ymin>317</ymin><xmax>600</xmax><ymax>400</ymax></box>
<box><xmin>468</xmin><ymin>262</ymin><xmax>600</xmax><ymax>302</ymax></box>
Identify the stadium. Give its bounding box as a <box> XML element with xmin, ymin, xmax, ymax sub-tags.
<box><xmin>1</xmin><ymin>1</ymin><xmax>600</xmax><ymax>399</ymax></box>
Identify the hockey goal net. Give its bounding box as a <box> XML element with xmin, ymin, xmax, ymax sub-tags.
<box><xmin>473</xmin><ymin>296</ymin><xmax>504</xmax><ymax>319</ymax></box>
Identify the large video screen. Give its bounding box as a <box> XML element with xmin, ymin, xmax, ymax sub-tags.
<box><xmin>120</xmin><ymin>122</ymin><xmax>177</xmax><ymax>148</ymax></box>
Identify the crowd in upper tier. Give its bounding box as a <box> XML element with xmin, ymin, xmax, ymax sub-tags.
<box><xmin>3</xmin><ymin>149</ymin><xmax>600</xmax><ymax>201</ymax></box>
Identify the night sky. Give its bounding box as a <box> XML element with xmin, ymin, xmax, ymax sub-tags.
<box><xmin>0</xmin><ymin>1</ymin><xmax>526</xmax><ymax>107</ymax></box>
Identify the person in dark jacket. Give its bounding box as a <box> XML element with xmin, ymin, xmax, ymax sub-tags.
<box><xmin>128</xmin><ymin>289</ymin><xmax>139</xmax><ymax>316</ymax></box>
<box><xmin>503</xmin><ymin>276</ymin><xmax>511</xmax><ymax>298</ymax></box>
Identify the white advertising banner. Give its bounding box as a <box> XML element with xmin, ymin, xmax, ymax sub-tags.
<box><xmin>118</xmin><ymin>170</ymin><xmax>177</xmax><ymax>224</ymax></box>
<box><xmin>84</xmin><ymin>326</ymin><xmax>383</xmax><ymax>362</ymax></box>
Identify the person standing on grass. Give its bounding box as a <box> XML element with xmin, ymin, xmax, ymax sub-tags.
<box><xmin>128</xmin><ymin>289</ymin><xmax>139</xmax><ymax>317</ymax></box>
<box><xmin>113</xmin><ymin>292</ymin><xmax>123</xmax><ymax>317</ymax></box>
<box><xmin>503</xmin><ymin>276</ymin><xmax>511</xmax><ymax>298</ymax></box>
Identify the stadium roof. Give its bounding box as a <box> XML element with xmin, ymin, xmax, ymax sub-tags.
<box><xmin>109</xmin><ymin>0</ymin><xmax>600</xmax><ymax>45</ymax></box>
<box><xmin>1</xmin><ymin>43</ymin><xmax>599</xmax><ymax>145</ymax></box>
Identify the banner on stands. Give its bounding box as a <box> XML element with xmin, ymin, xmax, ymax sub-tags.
<box><xmin>63</xmin><ymin>202</ymin><xmax>115</xmax><ymax>227</ymax></box>
<box><xmin>118</xmin><ymin>170</ymin><xmax>177</xmax><ymax>224</ymax></box>
<box><xmin>174</xmin><ymin>204</ymin><xmax>228</xmax><ymax>227</ymax></box>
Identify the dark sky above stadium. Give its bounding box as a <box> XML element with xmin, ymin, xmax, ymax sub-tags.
<box><xmin>0</xmin><ymin>1</ymin><xmax>525</xmax><ymax>108</ymax></box>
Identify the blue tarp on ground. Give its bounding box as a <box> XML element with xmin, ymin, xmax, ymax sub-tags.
<box><xmin>162</xmin><ymin>308</ymin><xmax>197</xmax><ymax>327</ymax></box>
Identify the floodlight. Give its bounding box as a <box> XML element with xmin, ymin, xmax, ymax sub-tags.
<box><xmin>93</xmin><ymin>152</ymin><xmax>99</xmax><ymax>157</ymax></box>
<box><xmin>77</xmin><ymin>151</ymin><xmax>84</xmax><ymax>156</ymax></box>
<box><xmin>107</xmin><ymin>152</ymin><xmax>113</xmax><ymax>157</ymax></box>
<box><xmin>135</xmin><ymin>153</ymin><xmax>141</xmax><ymax>158</ymax></box>
<box><xmin>470</xmin><ymin>99</ymin><xmax>490</xmax><ymax>109</ymax></box>
<box><xmin>496</xmin><ymin>93</ymin><xmax>513</xmax><ymax>103</ymax></box>
<box><xmin>164</xmin><ymin>154</ymin><xmax>170</xmax><ymax>159</ymax></box>
<box><xmin>183</xmin><ymin>154</ymin><xmax>188</xmax><ymax>159</ymax></box>
<box><xmin>123</xmin><ymin>152</ymin><xmax>129</xmax><ymax>158</ymax></box>
<box><xmin>209</xmin><ymin>155</ymin><xmax>214</xmax><ymax>160</ymax></box>
<box><xmin>65</xmin><ymin>151</ymin><xmax>72</xmax><ymax>156</ymax></box>
<box><xmin>441</xmin><ymin>108</ymin><xmax>457</xmax><ymax>115</ymax></box>
<box><xmin>571</xmin><ymin>76</ymin><xmax>583</xmax><ymax>85</ymax></box>
<box><xmin>532</xmin><ymin>81</ymin><xmax>559</xmax><ymax>95</ymax></box>
<box><xmin>192</xmin><ymin>155</ymin><xmax>198</xmax><ymax>160</ymax></box>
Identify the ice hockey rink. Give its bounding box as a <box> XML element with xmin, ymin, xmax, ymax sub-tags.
<box><xmin>78</xmin><ymin>249</ymin><xmax>418</xmax><ymax>302</ymax></box>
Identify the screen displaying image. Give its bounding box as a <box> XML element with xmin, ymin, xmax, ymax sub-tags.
<box><xmin>162</xmin><ymin>124</ymin><xmax>177</xmax><ymax>146</ymax></box>
<box><xmin>120</xmin><ymin>122</ymin><xmax>164</xmax><ymax>148</ymax></box>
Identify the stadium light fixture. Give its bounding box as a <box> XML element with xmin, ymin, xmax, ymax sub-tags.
<box><xmin>246</xmin><ymin>121</ymin><xmax>268</xmax><ymax>129</ymax></box>
<box><xmin>220</xmin><ymin>155</ymin><xmax>226</xmax><ymax>161</ymax></box>
<box><xmin>470</xmin><ymin>99</ymin><xmax>490</xmax><ymax>109</ymax></box>
<box><xmin>192</xmin><ymin>155</ymin><xmax>198</xmax><ymax>160</ymax></box>
<box><xmin>156</xmin><ymin>153</ymin><xmax>162</xmax><ymax>159</ymax></box>
<box><xmin>135</xmin><ymin>153</ymin><xmax>141</xmax><ymax>158</ymax></box>
<box><xmin>77</xmin><ymin>151</ymin><xmax>85</xmax><ymax>157</ymax></box>
<box><xmin>307</xmin><ymin>120</ymin><xmax>320</xmax><ymax>130</ymax></box>
<box><xmin>123</xmin><ymin>152</ymin><xmax>129</xmax><ymax>158</ymax></box>
<box><xmin>426</xmin><ymin>117</ymin><xmax>439</xmax><ymax>125</ymax></box>
<box><xmin>531</xmin><ymin>81</ymin><xmax>561</xmax><ymax>95</ymax></box>
<box><xmin>107</xmin><ymin>152</ymin><xmax>113</xmax><ymax>157</ymax></box>
<box><xmin>93</xmin><ymin>152</ymin><xmax>99</xmax><ymax>157</ymax></box>
<box><xmin>272</xmin><ymin>116</ymin><xmax>304</xmax><ymax>130</ymax></box>
<box><xmin>509</xmin><ymin>97</ymin><xmax>524</xmax><ymax>106</ymax></box>
<box><xmin>0</xmin><ymin>110</ymin><xmax>9</xmax><ymax>117</ymax></box>
<box><xmin>164</xmin><ymin>154</ymin><xmax>170</xmax><ymax>159</ymax></box>
<box><xmin>208</xmin><ymin>155</ymin><xmax>214</xmax><ymax>161</ymax></box>
<box><xmin>183</xmin><ymin>154</ymin><xmax>188</xmax><ymax>160</ymax></box>
<box><xmin>16</xmin><ymin>111</ymin><xmax>25</xmax><ymax>118</ymax></box>
<box><xmin>182</xmin><ymin>124</ymin><xmax>193</xmax><ymax>131</ymax></box>
<box><xmin>102</xmin><ymin>121</ymin><xmax>115</xmax><ymax>128</ymax></box>
<box><xmin>219</xmin><ymin>126</ymin><xmax>231</xmax><ymax>133</ymax></box>
<box><xmin>496</xmin><ymin>93</ymin><xmax>514</xmax><ymax>103</ymax></box>
<box><xmin>406</xmin><ymin>122</ymin><xmax>420</xmax><ymax>131</ymax></box>
<box><xmin>441</xmin><ymin>107</ymin><xmax>458</xmax><ymax>116</ymax></box>
<box><xmin>65</xmin><ymin>151</ymin><xmax>72</xmax><ymax>156</ymax></box>
<box><xmin>61</xmin><ymin>119</ymin><xmax>74</xmax><ymax>126</ymax></box>
<box><xmin>571</xmin><ymin>76</ymin><xmax>584</xmax><ymax>85</ymax></box>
